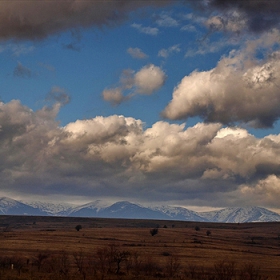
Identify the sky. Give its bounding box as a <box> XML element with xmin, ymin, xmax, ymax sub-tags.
<box><xmin>1</xmin><ymin>0</ymin><xmax>280</xmax><ymax>211</ymax></box>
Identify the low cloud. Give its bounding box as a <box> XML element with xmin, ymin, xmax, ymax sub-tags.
<box><xmin>127</xmin><ymin>47</ymin><xmax>148</xmax><ymax>59</ymax></box>
<box><xmin>102</xmin><ymin>64</ymin><xmax>166</xmax><ymax>105</ymax></box>
<box><xmin>102</xmin><ymin>88</ymin><xmax>127</xmax><ymax>106</ymax></box>
<box><xmin>163</xmin><ymin>31</ymin><xmax>280</xmax><ymax>128</ymax></box>
<box><xmin>2</xmin><ymin>100</ymin><xmax>280</xmax><ymax>207</ymax></box>
<box><xmin>134</xmin><ymin>64</ymin><xmax>166</xmax><ymax>94</ymax></box>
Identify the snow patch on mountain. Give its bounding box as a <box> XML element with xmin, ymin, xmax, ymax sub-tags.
<box><xmin>151</xmin><ymin>205</ymin><xmax>207</xmax><ymax>221</ymax></box>
<box><xmin>24</xmin><ymin>201</ymin><xmax>74</xmax><ymax>216</ymax></box>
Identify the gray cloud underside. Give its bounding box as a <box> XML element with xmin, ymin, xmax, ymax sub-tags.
<box><xmin>1</xmin><ymin>0</ymin><xmax>280</xmax><ymax>41</ymax></box>
<box><xmin>0</xmin><ymin>0</ymin><xmax>173</xmax><ymax>40</ymax></box>
<box><xmin>1</xmin><ymin>100</ymin><xmax>280</xmax><ymax>207</ymax></box>
<box><xmin>208</xmin><ymin>0</ymin><xmax>280</xmax><ymax>33</ymax></box>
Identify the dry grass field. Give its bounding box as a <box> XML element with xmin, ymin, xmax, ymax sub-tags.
<box><xmin>0</xmin><ymin>215</ymin><xmax>280</xmax><ymax>279</ymax></box>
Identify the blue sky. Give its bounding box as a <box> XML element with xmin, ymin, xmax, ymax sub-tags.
<box><xmin>1</xmin><ymin>0</ymin><xmax>280</xmax><ymax>211</ymax></box>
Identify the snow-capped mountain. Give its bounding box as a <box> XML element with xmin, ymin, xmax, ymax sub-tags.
<box><xmin>97</xmin><ymin>201</ymin><xmax>168</xmax><ymax>219</ymax></box>
<box><xmin>152</xmin><ymin>205</ymin><xmax>208</xmax><ymax>222</ymax></box>
<box><xmin>199</xmin><ymin>207</ymin><xmax>280</xmax><ymax>223</ymax></box>
<box><xmin>1</xmin><ymin>197</ymin><xmax>280</xmax><ymax>223</ymax></box>
<box><xmin>0</xmin><ymin>197</ymin><xmax>46</xmax><ymax>216</ymax></box>
<box><xmin>69</xmin><ymin>201</ymin><xmax>168</xmax><ymax>219</ymax></box>
<box><xmin>25</xmin><ymin>201</ymin><xmax>74</xmax><ymax>216</ymax></box>
<box><xmin>69</xmin><ymin>200</ymin><xmax>111</xmax><ymax>217</ymax></box>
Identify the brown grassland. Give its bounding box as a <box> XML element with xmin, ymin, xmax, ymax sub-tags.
<box><xmin>0</xmin><ymin>215</ymin><xmax>280</xmax><ymax>279</ymax></box>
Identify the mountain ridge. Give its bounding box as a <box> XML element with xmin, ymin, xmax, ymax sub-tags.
<box><xmin>0</xmin><ymin>197</ymin><xmax>279</xmax><ymax>223</ymax></box>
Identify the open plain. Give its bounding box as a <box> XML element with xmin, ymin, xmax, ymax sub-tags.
<box><xmin>0</xmin><ymin>215</ymin><xmax>280</xmax><ymax>279</ymax></box>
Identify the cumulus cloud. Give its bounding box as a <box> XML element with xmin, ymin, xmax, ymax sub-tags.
<box><xmin>102</xmin><ymin>88</ymin><xmax>127</xmax><ymax>106</ymax></box>
<box><xmin>102</xmin><ymin>64</ymin><xmax>166</xmax><ymax>105</ymax></box>
<box><xmin>163</xmin><ymin>31</ymin><xmax>280</xmax><ymax>128</ymax></box>
<box><xmin>127</xmin><ymin>47</ymin><xmax>148</xmax><ymax>59</ymax></box>
<box><xmin>134</xmin><ymin>65</ymin><xmax>166</xmax><ymax>94</ymax></box>
<box><xmin>2</xmin><ymin>100</ymin><xmax>280</xmax><ymax>207</ymax></box>
<box><xmin>239</xmin><ymin>175</ymin><xmax>280</xmax><ymax>208</ymax></box>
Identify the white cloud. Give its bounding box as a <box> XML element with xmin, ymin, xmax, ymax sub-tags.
<box><xmin>127</xmin><ymin>47</ymin><xmax>148</xmax><ymax>59</ymax></box>
<box><xmin>134</xmin><ymin>64</ymin><xmax>166</xmax><ymax>94</ymax></box>
<box><xmin>158</xmin><ymin>44</ymin><xmax>181</xmax><ymax>58</ymax></box>
<box><xmin>2</xmin><ymin>100</ymin><xmax>280</xmax><ymax>207</ymax></box>
<box><xmin>205</xmin><ymin>12</ymin><xmax>247</xmax><ymax>33</ymax></box>
<box><xmin>180</xmin><ymin>24</ymin><xmax>197</xmax><ymax>32</ymax></box>
<box><xmin>163</xmin><ymin>31</ymin><xmax>280</xmax><ymax>128</ymax></box>
<box><xmin>102</xmin><ymin>64</ymin><xmax>166</xmax><ymax>105</ymax></box>
<box><xmin>239</xmin><ymin>175</ymin><xmax>280</xmax><ymax>208</ymax></box>
<box><xmin>102</xmin><ymin>88</ymin><xmax>127</xmax><ymax>106</ymax></box>
<box><xmin>156</xmin><ymin>14</ymin><xmax>179</xmax><ymax>27</ymax></box>
<box><xmin>131</xmin><ymin>23</ymin><xmax>159</xmax><ymax>36</ymax></box>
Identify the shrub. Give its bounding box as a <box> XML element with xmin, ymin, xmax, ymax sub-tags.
<box><xmin>75</xmin><ymin>224</ymin><xmax>82</xmax><ymax>231</ymax></box>
<box><xmin>150</xmin><ymin>228</ymin><xmax>158</xmax><ymax>236</ymax></box>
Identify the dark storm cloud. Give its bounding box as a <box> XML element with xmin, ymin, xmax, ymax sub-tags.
<box><xmin>207</xmin><ymin>0</ymin><xmax>280</xmax><ymax>33</ymax></box>
<box><xmin>0</xmin><ymin>0</ymin><xmax>172</xmax><ymax>41</ymax></box>
<box><xmin>1</xmin><ymin>0</ymin><xmax>279</xmax><ymax>42</ymax></box>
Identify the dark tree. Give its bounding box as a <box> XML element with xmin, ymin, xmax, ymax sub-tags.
<box><xmin>206</xmin><ymin>230</ymin><xmax>211</xmax><ymax>236</ymax></box>
<box><xmin>75</xmin><ymin>225</ymin><xmax>82</xmax><ymax>231</ymax></box>
<box><xmin>195</xmin><ymin>226</ymin><xmax>200</xmax><ymax>231</ymax></box>
<box><xmin>150</xmin><ymin>228</ymin><xmax>158</xmax><ymax>236</ymax></box>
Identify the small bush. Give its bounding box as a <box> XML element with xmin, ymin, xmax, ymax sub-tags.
<box><xmin>75</xmin><ymin>225</ymin><xmax>82</xmax><ymax>231</ymax></box>
<box><xmin>150</xmin><ymin>228</ymin><xmax>158</xmax><ymax>236</ymax></box>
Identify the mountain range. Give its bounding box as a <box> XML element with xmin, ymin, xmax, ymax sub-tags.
<box><xmin>0</xmin><ymin>197</ymin><xmax>280</xmax><ymax>223</ymax></box>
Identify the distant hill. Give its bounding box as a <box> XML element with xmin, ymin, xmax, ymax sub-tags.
<box><xmin>198</xmin><ymin>207</ymin><xmax>280</xmax><ymax>223</ymax></box>
<box><xmin>1</xmin><ymin>197</ymin><xmax>280</xmax><ymax>223</ymax></box>
<box><xmin>0</xmin><ymin>197</ymin><xmax>46</xmax><ymax>216</ymax></box>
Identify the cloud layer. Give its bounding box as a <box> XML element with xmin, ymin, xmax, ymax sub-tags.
<box><xmin>1</xmin><ymin>100</ymin><xmax>280</xmax><ymax>207</ymax></box>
